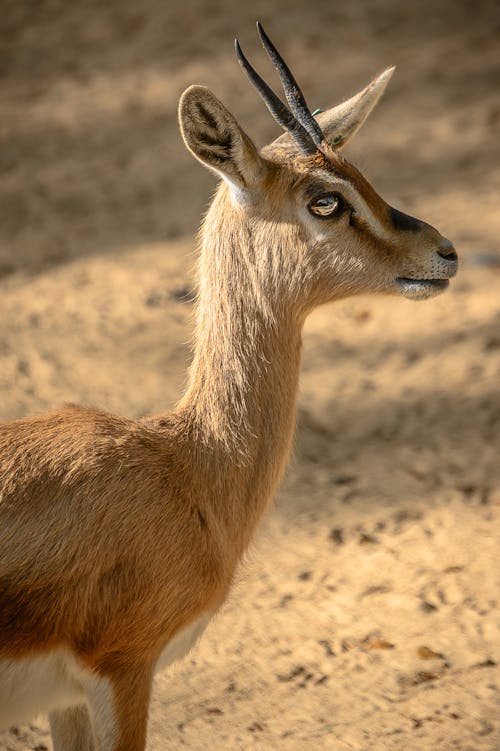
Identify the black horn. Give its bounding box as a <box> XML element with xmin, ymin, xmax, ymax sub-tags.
<box><xmin>256</xmin><ymin>22</ymin><xmax>324</xmax><ymax>147</ymax></box>
<box><xmin>235</xmin><ymin>24</ymin><xmax>324</xmax><ymax>155</ymax></box>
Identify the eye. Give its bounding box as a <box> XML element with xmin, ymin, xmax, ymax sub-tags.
<box><xmin>308</xmin><ymin>193</ymin><xmax>344</xmax><ymax>218</ymax></box>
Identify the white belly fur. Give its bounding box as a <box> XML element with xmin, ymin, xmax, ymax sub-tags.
<box><xmin>0</xmin><ymin>650</ymin><xmax>87</xmax><ymax>729</ymax></box>
<box><xmin>155</xmin><ymin>613</ymin><xmax>212</xmax><ymax>674</ymax></box>
<box><xmin>0</xmin><ymin>613</ymin><xmax>212</xmax><ymax>731</ymax></box>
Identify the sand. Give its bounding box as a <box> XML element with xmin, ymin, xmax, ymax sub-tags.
<box><xmin>0</xmin><ymin>1</ymin><xmax>499</xmax><ymax>749</ymax></box>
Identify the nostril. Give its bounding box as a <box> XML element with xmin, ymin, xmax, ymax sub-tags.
<box><xmin>437</xmin><ymin>239</ymin><xmax>458</xmax><ymax>262</ymax></box>
<box><xmin>438</xmin><ymin>248</ymin><xmax>458</xmax><ymax>262</ymax></box>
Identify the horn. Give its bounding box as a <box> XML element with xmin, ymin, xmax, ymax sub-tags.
<box><xmin>256</xmin><ymin>22</ymin><xmax>324</xmax><ymax>147</ymax></box>
<box><xmin>235</xmin><ymin>24</ymin><xmax>324</xmax><ymax>155</ymax></box>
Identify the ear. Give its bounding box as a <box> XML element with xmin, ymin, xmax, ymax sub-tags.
<box><xmin>316</xmin><ymin>67</ymin><xmax>395</xmax><ymax>149</ymax></box>
<box><xmin>179</xmin><ymin>85</ymin><xmax>268</xmax><ymax>191</ymax></box>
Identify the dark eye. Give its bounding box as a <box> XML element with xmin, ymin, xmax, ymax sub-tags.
<box><xmin>308</xmin><ymin>193</ymin><xmax>344</xmax><ymax>218</ymax></box>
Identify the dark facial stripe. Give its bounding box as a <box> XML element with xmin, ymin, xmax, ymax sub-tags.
<box><xmin>389</xmin><ymin>206</ymin><xmax>423</xmax><ymax>232</ymax></box>
<box><xmin>307</xmin><ymin>150</ymin><xmax>425</xmax><ymax>239</ymax></box>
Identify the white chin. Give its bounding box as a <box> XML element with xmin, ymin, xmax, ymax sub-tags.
<box><xmin>395</xmin><ymin>277</ymin><xmax>450</xmax><ymax>300</ymax></box>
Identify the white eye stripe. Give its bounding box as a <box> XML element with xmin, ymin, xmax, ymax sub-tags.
<box><xmin>313</xmin><ymin>170</ymin><xmax>390</xmax><ymax>241</ymax></box>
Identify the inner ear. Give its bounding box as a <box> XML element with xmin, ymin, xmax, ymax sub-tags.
<box><xmin>189</xmin><ymin>100</ymin><xmax>235</xmax><ymax>167</ymax></box>
<box><xmin>179</xmin><ymin>86</ymin><xmax>267</xmax><ymax>190</ymax></box>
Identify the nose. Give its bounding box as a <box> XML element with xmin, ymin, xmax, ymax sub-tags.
<box><xmin>437</xmin><ymin>238</ymin><xmax>458</xmax><ymax>263</ymax></box>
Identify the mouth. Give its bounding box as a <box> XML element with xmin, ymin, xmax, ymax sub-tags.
<box><xmin>395</xmin><ymin>277</ymin><xmax>450</xmax><ymax>300</ymax></box>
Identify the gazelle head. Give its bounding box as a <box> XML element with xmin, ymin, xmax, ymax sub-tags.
<box><xmin>179</xmin><ymin>24</ymin><xmax>457</xmax><ymax>316</ymax></box>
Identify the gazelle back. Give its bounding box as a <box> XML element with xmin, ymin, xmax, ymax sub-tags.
<box><xmin>0</xmin><ymin>24</ymin><xmax>457</xmax><ymax>751</ymax></box>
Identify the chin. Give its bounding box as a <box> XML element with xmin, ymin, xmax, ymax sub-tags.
<box><xmin>394</xmin><ymin>277</ymin><xmax>450</xmax><ymax>300</ymax></box>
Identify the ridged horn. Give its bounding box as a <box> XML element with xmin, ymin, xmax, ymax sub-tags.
<box><xmin>235</xmin><ymin>23</ymin><xmax>324</xmax><ymax>155</ymax></box>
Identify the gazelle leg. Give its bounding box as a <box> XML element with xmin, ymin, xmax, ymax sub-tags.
<box><xmin>85</xmin><ymin>662</ymin><xmax>153</xmax><ymax>751</ymax></box>
<box><xmin>49</xmin><ymin>705</ymin><xmax>95</xmax><ymax>751</ymax></box>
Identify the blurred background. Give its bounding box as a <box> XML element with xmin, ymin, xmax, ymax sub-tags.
<box><xmin>1</xmin><ymin>1</ymin><xmax>499</xmax><ymax>749</ymax></box>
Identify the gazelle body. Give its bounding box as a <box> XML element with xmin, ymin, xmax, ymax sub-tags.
<box><xmin>0</xmin><ymin>26</ymin><xmax>457</xmax><ymax>751</ymax></box>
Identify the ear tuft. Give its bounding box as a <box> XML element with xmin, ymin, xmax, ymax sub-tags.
<box><xmin>179</xmin><ymin>86</ymin><xmax>266</xmax><ymax>190</ymax></box>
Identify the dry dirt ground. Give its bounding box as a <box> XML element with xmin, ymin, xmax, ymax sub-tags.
<box><xmin>1</xmin><ymin>1</ymin><xmax>500</xmax><ymax>749</ymax></box>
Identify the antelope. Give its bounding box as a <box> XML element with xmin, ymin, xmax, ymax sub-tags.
<box><xmin>0</xmin><ymin>23</ymin><xmax>458</xmax><ymax>751</ymax></box>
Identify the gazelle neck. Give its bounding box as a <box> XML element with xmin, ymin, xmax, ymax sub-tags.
<box><xmin>175</xmin><ymin>192</ymin><xmax>304</xmax><ymax>553</ymax></box>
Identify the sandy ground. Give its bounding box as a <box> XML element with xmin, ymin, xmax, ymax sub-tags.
<box><xmin>1</xmin><ymin>1</ymin><xmax>499</xmax><ymax>749</ymax></box>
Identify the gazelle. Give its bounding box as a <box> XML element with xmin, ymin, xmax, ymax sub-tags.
<box><xmin>0</xmin><ymin>23</ymin><xmax>457</xmax><ymax>751</ymax></box>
